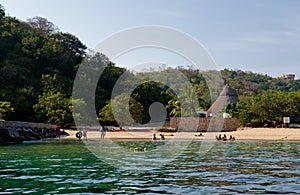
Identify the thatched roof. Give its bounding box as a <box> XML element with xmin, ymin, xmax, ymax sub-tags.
<box><xmin>207</xmin><ymin>85</ymin><xmax>238</xmax><ymax>116</ymax></box>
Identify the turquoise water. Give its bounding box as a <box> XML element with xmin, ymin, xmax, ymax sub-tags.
<box><xmin>0</xmin><ymin>140</ymin><xmax>299</xmax><ymax>194</ymax></box>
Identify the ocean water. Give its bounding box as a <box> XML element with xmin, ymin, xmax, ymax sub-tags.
<box><xmin>0</xmin><ymin>140</ymin><xmax>299</xmax><ymax>194</ymax></box>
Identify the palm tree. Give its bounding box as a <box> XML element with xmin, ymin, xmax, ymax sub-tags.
<box><xmin>167</xmin><ymin>99</ymin><xmax>181</xmax><ymax>117</ymax></box>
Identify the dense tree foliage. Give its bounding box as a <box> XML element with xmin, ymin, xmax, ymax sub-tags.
<box><xmin>95</xmin><ymin>54</ymin><xmax>126</xmax><ymax>111</ymax></box>
<box><xmin>227</xmin><ymin>91</ymin><xmax>300</xmax><ymax>127</ymax></box>
<box><xmin>131</xmin><ymin>81</ymin><xmax>174</xmax><ymax>122</ymax></box>
<box><xmin>223</xmin><ymin>69</ymin><xmax>300</xmax><ymax>127</ymax></box>
<box><xmin>0</xmin><ymin>5</ymin><xmax>86</xmax><ymax>121</ymax></box>
<box><xmin>99</xmin><ymin>94</ymin><xmax>144</xmax><ymax>126</ymax></box>
<box><xmin>33</xmin><ymin>74</ymin><xmax>73</xmax><ymax>125</ymax></box>
<box><xmin>120</xmin><ymin>69</ymin><xmax>300</xmax><ymax>127</ymax></box>
<box><xmin>221</xmin><ymin>69</ymin><xmax>300</xmax><ymax>96</ymax></box>
<box><xmin>27</xmin><ymin>16</ymin><xmax>58</xmax><ymax>35</ymax></box>
<box><xmin>1</xmin><ymin>4</ymin><xmax>300</xmax><ymax>127</ymax></box>
<box><xmin>0</xmin><ymin>101</ymin><xmax>14</xmax><ymax>119</ymax></box>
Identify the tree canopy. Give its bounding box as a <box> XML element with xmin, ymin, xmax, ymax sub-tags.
<box><xmin>227</xmin><ymin>91</ymin><xmax>300</xmax><ymax>127</ymax></box>
<box><xmin>1</xmin><ymin>4</ymin><xmax>300</xmax><ymax>128</ymax></box>
<box><xmin>0</xmin><ymin>5</ymin><xmax>86</xmax><ymax>122</ymax></box>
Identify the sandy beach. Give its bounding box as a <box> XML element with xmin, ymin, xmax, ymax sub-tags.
<box><xmin>63</xmin><ymin>127</ymin><xmax>300</xmax><ymax>141</ymax></box>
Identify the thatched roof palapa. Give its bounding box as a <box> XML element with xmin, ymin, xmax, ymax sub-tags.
<box><xmin>207</xmin><ymin>85</ymin><xmax>238</xmax><ymax>116</ymax></box>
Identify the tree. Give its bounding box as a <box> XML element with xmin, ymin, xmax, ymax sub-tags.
<box><xmin>94</xmin><ymin>53</ymin><xmax>125</xmax><ymax>110</ymax></box>
<box><xmin>34</xmin><ymin>91</ymin><xmax>72</xmax><ymax>125</ymax></box>
<box><xmin>98</xmin><ymin>101</ymin><xmax>115</xmax><ymax>124</ymax></box>
<box><xmin>130</xmin><ymin>81</ymin><xmax>173</xmax><ymax>122</ymax></box>
<box><xmin>0</xmin><ymin>4</ymin><xmax>5</xmax><ymax>21</ymax></box>
<box><xmin>181</xmin><ymin>87</ymin><xmax>198</xmax><ymax>116</ymax></box>
<box><xmin>0</xmin><ymin>9</ymin><xmax>87</xmax><ymax>121</ymax></box>
<box><xmin>167</xmin><ymin>98</ymin><xmax>181</xmax><ymax>117</ymax></box>
<box><xmin>227</xmin><ymin>90</ymin><xmax>300</xmax><ymax>127</ymax></box>
<box><xmin>33</xmin><ymin>74</ymin><xmax>73</xmax><ymax>125</ymax></box>
<box><xmin>99</xmin><ymin>94</ymin><xmax>144</xmax><ymax>125</ymax></box>
<box><xmin>27</xmin><ymin>16</ymin><xmax>58</xmax><ymax>35</ymax></box>
<box><xmin>0</xmin><ymin>101</ymin><xmax>14</xmax><ymax>120</ymax></box>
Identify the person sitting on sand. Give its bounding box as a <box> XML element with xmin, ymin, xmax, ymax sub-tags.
<box><xmin>159</xmin><ymin>134</ymin><xmax>165</xmax><ymax>140</ymax></box>
<box><xmin>222</xmin><ymin>134</ymin><xmax>227</xmax><ymax>141</ymax></box>
<box><xmin>152</xmin><ymin>133</ymin><xmax>157</xmax><ymax>140</ymax></box>
<box><xmin>218</xmin><ymin>134</ymin><xmax>222</xmax><ymax>140</ymax></box>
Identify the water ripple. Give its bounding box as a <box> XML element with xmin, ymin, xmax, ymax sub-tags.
<box><xmin>0</xmin><ymin>141</ymin><xmax>299</xmax><ymax>194</ymax></box>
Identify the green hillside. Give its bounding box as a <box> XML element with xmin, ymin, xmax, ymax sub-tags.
<box><xmin>1</xmin><ymin>4</ymin><xmax>300</xmax><ymax>127</ymax></box>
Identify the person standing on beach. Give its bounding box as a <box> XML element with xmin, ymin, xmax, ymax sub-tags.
<box><xmin>55</xmin><ymin>125</ymin><xmax>61</xmax><ymax>138</ymax></box>
<box><xmin>42</xmin><ymin>127</ymin><xmax>47</xmax><ymax>139</ymax></box>
<box><xmin>83</xmin><ymin>129</ymin><xmax>88</xmax><ymax>140</ymax></box>
<box><xmin>100</xmin><ymin>126</ymin><xmax>106</xmax><ymax>139</ymax></box>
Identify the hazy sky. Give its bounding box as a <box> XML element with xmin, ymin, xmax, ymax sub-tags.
<box><xmin>1</xmin><ymin>0</ymin><xmax>300</xmax><ymax>78</ymax></box>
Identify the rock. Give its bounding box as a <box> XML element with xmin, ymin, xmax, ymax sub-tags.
<box><xmin>17</xmin><ymin>127</ymin><xmax>42</xmax><ymax>141</ymax></box>
<box><xmin>41</xmin><ymin>128</ymin><xmax>56</xmax><ymax>138</ymax></box>
<box><xmin>0</xmin><ymin>127</ymin><xmax>24</xmax><ymax>143</ymax></box>
<box><xmin>0</xmin><ymin>126</ymin><xmax>60</xmax><ymax>144</ymax></box>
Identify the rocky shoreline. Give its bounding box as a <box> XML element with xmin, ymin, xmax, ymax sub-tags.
<box><xmin>0</xmin><ymin>122</ymin><xmax>69</xmax><ymax>144</ymax></box>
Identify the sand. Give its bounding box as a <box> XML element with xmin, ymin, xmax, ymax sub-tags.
<box><xmin>63</xmin><ymin>127</ymin><xmax>300</xmax><ymax>141</ymax></box>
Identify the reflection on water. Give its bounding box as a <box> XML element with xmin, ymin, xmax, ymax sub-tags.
<box><xmin>0</xmin><ymin>141</ymin><xmax>299</xmax><ymax>194</ymax></box>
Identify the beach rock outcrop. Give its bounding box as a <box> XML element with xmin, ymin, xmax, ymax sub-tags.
<box><xmin>0</xmin><ymin>127</ymin><xmax>24</xmax><ymax>143</ymax></box>
<box><xmin>0</xmin><ymin>126</ymin><xmax>69</xmax><ymax>144</ymax></box>
<box><xmin>0</xmin><ymin>136</ymin><xmax>4</xmax><ymax>144</ymax></box>
<box><xmin>17</xmin><ymin>127</ymin><xmax>42</xmax><ymax>141</ymax></box>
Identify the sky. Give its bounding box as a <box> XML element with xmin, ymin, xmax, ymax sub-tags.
<box><xmin>1</xmin><ymin>0</ymin><xmax>300</xmax><ymax>78</ymax></box>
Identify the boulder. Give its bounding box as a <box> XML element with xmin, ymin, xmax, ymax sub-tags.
<box><xmin>0</xmin><ymin>127</ymin><xmax>24</xmax><ymax>143</ymax></box>
<box><xmin>17</xmin><ymin>127</ymin><xmax>42</xmax><ymax>141</ymax></box>
<box><xmin>0</xmin><ymin>125</ymin><xmax>69</xmax><ymax>144</ymax></box>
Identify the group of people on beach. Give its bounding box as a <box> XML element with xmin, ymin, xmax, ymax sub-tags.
<box><xmin>152</xmin><ymin>133</ymin><xmax>165</xmax><ymax>140</ymax></box>
<box><xmin>41</xmin><ymin>125</ymin><xmax>61</xmax><ymax>139</ymax></box>
<box><xmin>72</xmin><ymin>126</ymin><xmax>236</xmax><ymax>142</ymax></box>
<box><xmin>75</xmin><ymin>126</ymin><xmax>107</xmax><ymax>140</ymax></box>
<box><xmin>216</xmin><ymin>134</ymin><xmax>236</xmax><ymax>141</ymax></box>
